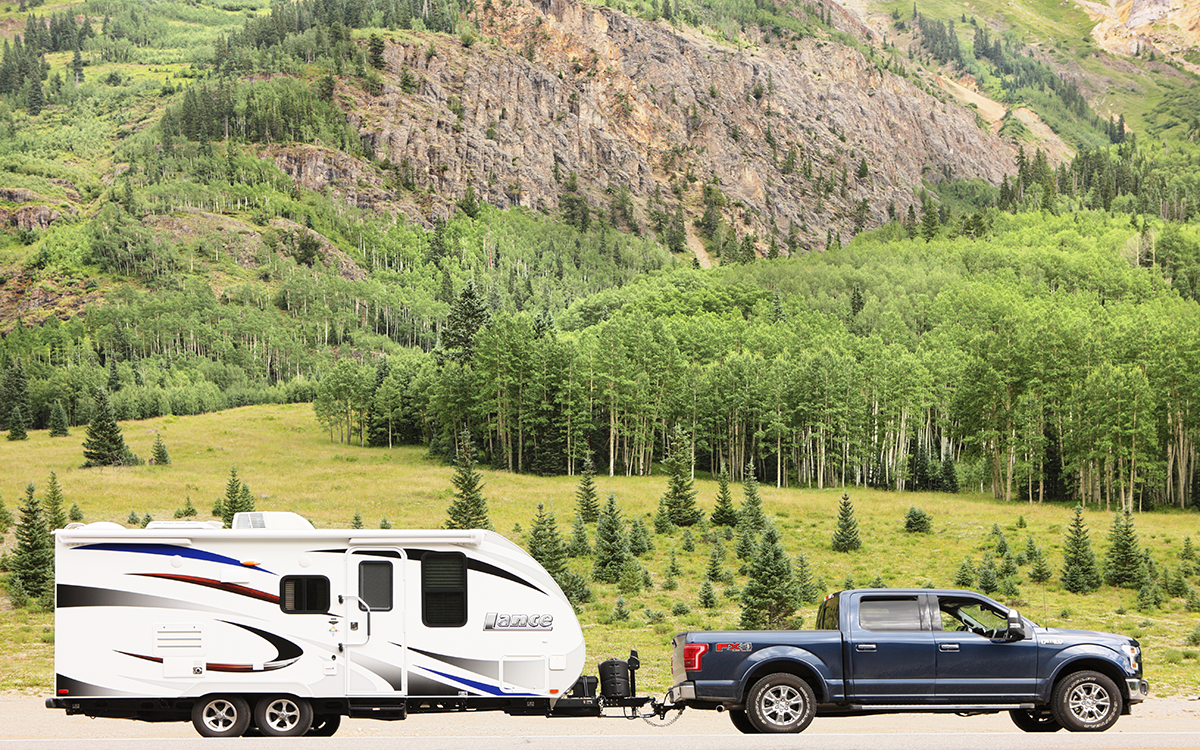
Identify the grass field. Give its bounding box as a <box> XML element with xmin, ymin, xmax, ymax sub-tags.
<box><xmin>2</xmin><ymin>403</ymin><xmax>1198</xmax><ymax>695</ymax></box>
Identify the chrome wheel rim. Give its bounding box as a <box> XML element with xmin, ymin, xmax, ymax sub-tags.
<box><xmin>1067</xmin><ymin>682</ymin><xmax>1111</xmax><ymax>724</ymax></box>
<box><xmin>201</xmin><ymin>700</ymin><xmax>238</xmax><ymax>733</ymax></box>
<box><xmin>264</xmin><ymin>698</ymin><xmax>301</xmax><ymax>732</ymax></box>
<box><xmin>760</xmin><ymin>685</ymin><xmax>804</xmax><ymax>726</ymax></box>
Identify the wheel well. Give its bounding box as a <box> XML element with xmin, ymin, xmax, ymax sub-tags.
<box><xmin>1052</xmin><ymin>659</ymin><xmax>1129</xmax><ymax>700</ymax></box>
<box><xmin>741</xmin><ymin>661</ymin><xmax>825</xmax><ymax>703</ymax></box>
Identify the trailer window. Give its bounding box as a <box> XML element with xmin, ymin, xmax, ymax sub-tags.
<box><xmin>280</xmin><ymin>576</ymin><xmax>330</xmax><ymax>614</ymax></box>
<box><xmin>422</xmin><ymin>552</ymin><xmax>467</xmax><ymax>627</ymax></box>
<box><xmin>858</xmin><ymin>597</ymin><xmax>922</xmax><ymax>631</ymax></box>
<box><xmin>359</xmin><ymin>561</ymin><xmax>393</xmax><ymax>611</ymax></box>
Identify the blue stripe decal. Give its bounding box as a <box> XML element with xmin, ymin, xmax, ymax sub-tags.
<box><xmin>419</xmin><ymin>667</ymin><xmax>538</xmax><ymax>697</ymax></box>
<box><xmin>76</xmin><ymin>544</ymin><xmax>276</xmax><ymax>575</ymax></box>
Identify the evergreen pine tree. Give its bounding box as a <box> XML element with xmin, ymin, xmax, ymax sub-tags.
<box><xmin>1181</xmin><ymin>536</ymin><xmax>1196</xmax><ymax>561</ymax></box>
<box><xmin>842</xmin><ymin>574</ymin><xmax>855</xmax><ymax>590</ymax></box>
<box><xmin>221</xmin><ymin>467</ymin><xmax>242</xmax><ymax>528</ymax></box>
<box><xmin>735</xmin><ymin>518</ymin><xmax>757</xmax><ymax>560</ymax></box>
<box><xmin>174</xmin><ymin>498</ymin><xmax>197</xmax><ymax>519</ymax></box>
<box><xmin>443</xmin><ymin>280</ymin><xmax>491</xmax><ymax>362</ymax></box>
<box><xmin>574</xmin><ymin>455</ymin><xmax>600</xmax><ymax>523</ymax></box>
<box><xmin>953</xmin><ymin>557</ymin><xmax>976</xmax><ymax>588</ymax></box>
<box><xmin>904</xmin><ymin>506</ymin><xmax>932</xmax><ymax>533</ymax></box>
<box><xmin>709</xmin><ymin>469</ymin><xmax>738</xmax><ymax>526</ymax></box>
<box><xmin>379</xmin><ymin>518</ymin><xmax>392</xmax><ymax>529</ymax></box>
<box><xmin>1025</xmin><ymin>535</ymin><xmax>1038</xmax><ymax>562</ymax></box>
<box><xmin>611</xmin><ymin>596</ymin><xmax>631</xmax><ymax>621</ymax></box>
<box><xmin>681</xmin><ymin>528</ymin><xmax>695</xmax><ymax>552</ymax></box>
<box><xmin>995</xmin><ymin>533</ymin><xmax>1009</xmax><ymax>557</ymax></box>
<box><xmin>795</xmin><ymin>552</ymin><xmax>819</xmax><ymax>603</ymax></box>
<box><xmin>0</xmin><ymin>496</ymin><xmax>11</xmax><ymax>533</ymax></box>
<box><xmin>998</xmin><ymin>552</ymin><xmax>1019</xmax><ymax>580</ymax></box>
<box><xmin>7</xmin><ymin>406</ymin><xmax>27</xmax><ymax>441</ymax></box>
<box><xmin>739</xmin><ymin>462</ymin><xmax>767</xmax><ymax>531</ymax></box>
<box><xmin>238</xmin><ymin>483</ymin><xmax>255</xmax><ymax>516</ymax></box>
<box><xmin>11</xmin><ymin>483</ymin><xmax>53</xmax><ymax>600</ymax></box>
<box><xmin>1028</xmin><ymin>549</ymin><xmax>1053</xmax><ymax>585</ymax></box>
<box><xmin>977</xmin><ymin>560</ymin><xmax>999</xmax><ymax>594</ymax></box>
<box><xmin>142</xmin><ymin>513</ymin><xmax>153</xmax><ymax>528</ymax></box>
<box><xmin>527</xmin><ymin>504</ymin><xmax>568</xmax><ymax>582</ymax></box>
<box><xmin>48</xmin><ymin>401</ymin><xmax>69</xmax><ymax>437</ymax></box>
<box><xmin>705</xmin><ymin>540</ymin><xmax>724</xmax><ymax>581</ymax></box>
<box><xmin>352</xmin><ymin>512</ymin><xmax>364</xmax><ymax>529</ymax></box>
<box><xmin>567</xmin><ymin>514</ymin><xmax>591</xmax><ymax>557</ymax></box>
<box><xmin>127</xmin><ymin>509</ymin><xmax>140</xmax><ymax>525</ymax></box>
<box><xmin>26</xmin><ymin>78</ymin><xmax>44</xmax><ymax>115</ymax></box>
<box><xmin>869</xmin><ymin>574</ymin><xmax>886</xmax><ymax>588</ymax></box>
<box><xmin>940</xmin><ymin>455</ymin><xmax>959</xmax><ymax>492</ymax></box>
<box><xmin>628</xmin><ymin>518</ymin><xmax>653</xmax><ymax>556</ymax></box>
<box><xmin>617</xmin><ymin>557</ymin><xmax>644</xmax><ymax>594</ymax></box>
<box><xmin>82</xmin><ymin>388</ymin><xmax>135</xmax><ymax>467</ymax></box>
<box><xmin>698</xmin><ymin>580</ymin><xmax>717</xmax><ymax>609</ymax></box>
<box><xmin>739</xmin><ymin>527</ymin><xmax>800</xmax><ymax>629</ymax></box>
<box><xmin>1136</xmin><ymin>578</ymin><xmax>1164</xmax><ymax>611</ymax></box>
<box><xmin>1104</xmin><ymin>512</ymin><xmax>1145</xmax><ymax>588</ymax></box>
<box><xmin>831</xmin><ymin>492</ymin><xmax>862</xmax><ymax>552</ymax></box>
<box><xmin>1060</xmin><ymin>505</ymin><xmax>1102</xmax><ymax>594</ymax></box>
<box><xmin>592</xmin><ymin>494</ymin><xmax>629</xmax><ymax>583</ymax></box>
<box><xmin>68</xmin><ymin>502</ymin><xmax>83</xmax><ymax>523</ymax></box>
<box><xmin>653</xmin><ymin>495</ymin><xmax>675</xmax><ymax>534</ymax></box>
<box><xmin>661</xmin><ymin>424</ymin><xmax>702</xmax><ymax>526</ymax></box>
<box><xmin>666</xmin><ymin>549</ymin><xmax>683</xmax><ymax>578</ymax></box>
<box><xmin>444</xmin><ymin>430</ymin><xmax>493</xmax><ymax>530</ymax></box>
<box><xmin>43</xmin><ymin>471</ymin><xmax>66</xmax><ymax>530</ymax></box>
<box><xmin>151</xmin><ymin>433</ymin><xmax>171</xmax><ymax>465</ymax></box>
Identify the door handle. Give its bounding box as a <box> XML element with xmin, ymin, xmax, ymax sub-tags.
<box><xmin>939</xmin><ymin>643</ymin><xmax>960</xmax><ymax>652</ymax></box>
<box><xmin>856</xmin><ymin>643</ymin><xmax>877</xmax><ymax>652</ymax></box>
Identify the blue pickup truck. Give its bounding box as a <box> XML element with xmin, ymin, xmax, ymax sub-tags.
<box><xmin>666</xmin><ymin>588</ymin><xmax>1148</xmax><ymax>734</ymax></box>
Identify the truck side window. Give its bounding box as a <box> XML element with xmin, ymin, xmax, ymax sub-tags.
<box><xmin>817</xmin><ymin>595</ymin><xmax>840</xmax><ymax>630</ymax></box>
<box><xmin>938</xmin><ymin>598</ymin><xmax>1007</xmax><ymax>638</ymax></box>
<box><xmin>422</xmin><ymin>552</ymin><xmax>467</xmax><ymax>627</ymax></box>
<box><xmin>280</xmin><ymin>575</ymin><xmax>330</xmax><ymax>614</ymax></box>
<box><xmin>858</xmin><ymin>597</ymin><xmax>922</xmax><ymax>631</ymax></box>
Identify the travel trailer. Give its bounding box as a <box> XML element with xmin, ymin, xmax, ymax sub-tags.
<box><xmin>46</xmin><ymin>512</ymin><xmax>662</xmax><ymax>737</ymax></box>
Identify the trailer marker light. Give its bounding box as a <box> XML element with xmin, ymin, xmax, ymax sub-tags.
<box><xmin>241</xmin><ymin>560</ymin><xmax>261</xmax><ymax>567</ymax></box>
<box><xmin>58</xmin><ymin>689</ymin><xmax>68</xmax><ymax>695</ymax></box>
<box><xmin>550</xmin><ymin>689</ymin><xmax>559</xmax><ymax>694</ymax></box>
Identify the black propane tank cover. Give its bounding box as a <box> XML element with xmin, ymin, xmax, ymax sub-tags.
<box><xmin>598</xmin><ymin>658</ymin><xmax>631</xmax><ymax>699</ymax></box>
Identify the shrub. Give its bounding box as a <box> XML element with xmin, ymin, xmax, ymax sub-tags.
<box><xmin>904</xmin><ymin>506</ymin><xmax>932</xmax><ymax>533</ymax></box>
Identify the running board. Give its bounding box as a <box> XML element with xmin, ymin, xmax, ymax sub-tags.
<box><xmin>833</xmin><ymin>703</ymin><xmax>1035</xmax><ymax>714</ymax></box>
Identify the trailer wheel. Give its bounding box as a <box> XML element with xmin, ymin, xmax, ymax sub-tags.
<box><xmin>745</xmin><ymin>673</ymin><xmax>815</xmax><ymax>734</ymax></box>
<box><xmin>309</xmin><ymin>714</ymin><xmax>342</xmax><ymax>736</ymax></box>
<box><xmin>191</xmin><ymin>695</ymin><xmax>251</xmax><ymax>738</ymax></box>
<box><xmin>728</xmin><ymin>709</ymin><xmax>757</xmax><ymax>734</ymax></box>
<box><xmin>1051</xmin><ymin>671</ymin><xmax>1122</xmax><ymax>732</ymax></box>
<box><xmin>1009</xmin><ymin>709</ymin><xmax>1062</xmax><ymax>732</ymax></box>
<box><xmin>254</xmin><ymin>695</ymin><xmax>314</xmax><ymax>737</ymax></box>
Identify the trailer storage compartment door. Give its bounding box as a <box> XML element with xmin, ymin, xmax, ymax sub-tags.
<box><xmin>345</xmin><ymin>548</ymin><xmax>407</xmax><ymax>695</ymax></box>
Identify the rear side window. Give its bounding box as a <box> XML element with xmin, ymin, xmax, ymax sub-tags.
<box><xmin>817</xmin><ymin>595</ymin><xmax>840</xmax><ymax>630</ymax></box>
<box><xmin>422</xmin><ymin>552</ymin><xmax>467</xmax><ymax>627</ymax></box>
<box><xmin>859</xmin><ymin>597</ymin><xmax>922</xmax><ymax>631</ymax></box>
<box><xmin>280</xmin><ymin>576</ymin><xmax>330</xmax><ymax>614</ymax></box>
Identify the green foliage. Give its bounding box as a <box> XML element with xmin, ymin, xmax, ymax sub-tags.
<box><xmin>173</xmin><ymin>498</ymin><xmax>197</xmax><ymax>519</ymax></box>
<box><xmin>831</xmin><ymin>492</ymin><xmax>862</xmax><ymax>552</ymax></box>
<box><xmin>705</xmin><ymin>539</ymin><xmax>724</xmax><ymax>581</ymax></box>
<box><xmin>1061</xmin><ymin>505</ymin><xmax>1102</xmax><ymax>594</ymax></box>
<box><xmin>904</xmin><ymin>506</ymin><xmax>932</xmax><ymax>533</ymax></box>
<box><xmin>661</xmin><ymin>424</ymin><xmax>701</xmax><ymax>526</ymax></box>
<box><xmin>698</xmin><ymin>580</ymin><xmax>717</xmax><ymax>609</ymax></box>
<box><xmin>977</xmin><ymin>560</ymin><xmax>999</xmax><ymax>594</ymax></box>
<box><xmin>444</xmin><ymin>430</ymin><xmax>492</xmax><ymax>530</ymax></box>
<box><xmin>617</xmin><ymin>557</ymin><xmax>644</xmax><ymax>594</ymax></box>
<box><xmin>0</xmin><ymin>499</ymin><xmax>11</xmax><ymax>534</ymax></box>
<box><xmin>7</xmin><ymin>407</ymin><xmax>28</xmax><ymax>441</ymax></box>
<box><xmin>710</xmin><ymin>469</ymin><xmax>738</xmax><ymax>526</ymax></box>
<box><xmin>628</xmin><ymin>518</ymin><xmax>653</xmax><ymax>557</ymax></box>
<box><xmin>47</xmin><ymin>402</ymin><xmax>69</xmax><ymax>438</ymax></box>
<box><xmin>739</xmin><ymin>527</ymin><xmax>799</xmax><ymax>629</ymax></box>
<box><xmin>953</xmin><ymin>557</ymin><xmax>976</xmax><ymax>588</ymax></box>
<box><xmin>566</xmin><ymin>514</ymin><xmax>591</xmax><ymax>557</ymax></box>
<box><xmin>1029</xmin><ymin>549</ymin><xmax>1053</xmax><ymax>585</ymax></box>
<box><xmin>795</xmin><ymin>552</ymin><xmax>819</xmax><ymax>603</ymax></box>
<box><xmin>527</xmin><ymin>503</ymin><xmax>568</xmax><ymax>581</ymax></box>
<box><xmin>681</xmin><ymin>528</ymin><xmax>695</xmax><ymax>552</ymax></box>
<box><xmin>11</xmin><ymin>483</ymin><xmax>53</xmax><ymax>601</ymax></box>
<box><xmin>1104</xmin><ymin>512</ymin><xmax>1144</xmax><ymax>588</ymax></box>
<box><xmin>81</xmin><ymin>388</ymin><xmax>138</xmax><ymax>467</ymax></box>
<box><xmin>151</xmin><ymin>434</ymin><xmax>171</xmax><ymax>466</ymax></box>
<box><xmin>611</xmin><ymin>596</ymin><xmax>631</xmax><ymax>621</ymax></box>
<box><xmin>735</xmin><ymin>518</ymin><xmax>757</xmax><ymax>560</ymax></box>
<box><xmin>575</xmin><ymin>455</ymin><xmax>600</xmax><ymax>523</ymax></box>
<box><xmin>42</xmin><ymin>472</ymin><xmax>65</xmax><ymax>531</ymax></box>
<box><xmin>739</xmin><ymin>462</ymin><xmax>766</xmax><ymax>531</ymax></box>
<box><xmin>592</xmin><ymin>494</ymin><xmax>629</xmax><ymax>583</ymax></box>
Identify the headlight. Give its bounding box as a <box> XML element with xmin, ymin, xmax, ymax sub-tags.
<box><xmin>1120</xmin><ymin>643</ymin><xmax>1140</xmax><ymax>672</ymax></box>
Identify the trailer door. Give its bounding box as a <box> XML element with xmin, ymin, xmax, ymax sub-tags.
<box><xmin>344</xmin><ymin>548</ymin><xmax>407</xmax><ymax>695</ymax></box>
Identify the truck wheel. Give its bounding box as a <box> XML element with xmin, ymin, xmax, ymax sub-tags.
<box><xmin>1051</xmin><ymin>671</ymin><xmax>1122</xmax><ymax>732</ymax></box>
<box><xmin>728</xmin><ymin>709</ymin><xmax>757</xmax><ymax>734</ymax></box>
<box><xmin>309</xmin><ymin>714</ymin><xmax>342</xmax><ymax>736</ymax></box>
<box><xmin>254</xmin><ymin>695</ymin><xmax>314</xmax><ymax>737</ymax></box>
<box><xmin>191</xmin><ymin>695</ymin><xmax>251</xmax><ymax>738</ymax></box>
<box><xmin>1009</xmin><ymin>709</ymin><xmax>1062</xmax><ymax>732</ymax></box>
<box><xmin>745</xmin><ymin>673</ymin><xmax>815</xmax><ymax>734</ymax></box>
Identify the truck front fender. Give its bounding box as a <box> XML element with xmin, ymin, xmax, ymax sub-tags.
<box><xmin>1041</xmin><ymin>644</ymin><xmax>1131</xmax><ymax>702</ymax></box>
<box><xmin>734</xmin><ymin>645</ymin><xmax>842</xmax><ymax>704</ymax></box>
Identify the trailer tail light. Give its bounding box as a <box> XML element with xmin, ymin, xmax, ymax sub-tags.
<box><xmin>682</xmin><ymin>643</ymin><xmax>708</xmax><ymax>672</ymax></box>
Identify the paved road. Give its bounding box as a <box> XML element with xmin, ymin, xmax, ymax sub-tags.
<box><xmin>5</xmin><ymin>696</ymin><xmax>1198</xmax><ymax>749</ymax></box>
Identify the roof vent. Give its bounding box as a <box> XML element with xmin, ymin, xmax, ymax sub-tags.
<box><xmin>232</xmin><ymin>512</ymin><xmax>314</xmax><ymax>530</ymax></box>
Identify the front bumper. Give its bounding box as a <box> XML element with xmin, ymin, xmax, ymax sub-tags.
<box><xmin>1126</xmin><ymin>678</ymin><xmax>1150</xmax><ymax>704</ymax></box>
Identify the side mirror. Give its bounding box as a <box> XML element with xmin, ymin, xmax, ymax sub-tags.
<box><xmin>1006</xmin><ymin>610</ymin><xmax>1030</xmax><ymax>642</ymax></box>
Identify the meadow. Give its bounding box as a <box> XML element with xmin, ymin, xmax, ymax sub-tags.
<box><xmin>1</xmin><ymin>402</ymin><xmax>1197</xmax><ymax>695</ymax></box>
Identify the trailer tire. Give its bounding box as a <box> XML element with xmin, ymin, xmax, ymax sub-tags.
<box><xmin>728</xmin><ymin>709</ymin><xmax>758</xmax><ymax>734</ymax></box>
<box><xmin>1009</xmin><ymin>709</ymin><xmax>1062</xmax><ymax>732</ymax></box>
<box><xmin>309</xmin><ymin>714</ymin><xmax>342</xmax><ymax>736</ymax></box>
<box><xmin>191</xmin><ymin>695</ymin><xmax>252</xmax><ymax>738</ymax></box>
<box><xmin>1051</xmin><ymin>670</ymin><xmax>1121</xmax><ymax>732</ymax></box>
<box><xmin>254</xmin><ymin>695</ymin><xmax>314</xmax><ymax>737</ymax></box>
<box><xmin>745</xmin><ymin>673</ymin><xmax>815</xmax><ymax>734</ymax></box>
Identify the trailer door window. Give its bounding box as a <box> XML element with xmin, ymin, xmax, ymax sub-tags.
<box><xmin>358</xmin><ymin>560</ymin><xmax>393</xmax><ymax>611</ymax></box>
<box><xmin>280</xmin><ymin>575</ymin><xmax>330</xmax><ymax>614</ymax></box>
<box><xmin>422</xmin><ymin>552</ymin><xmax>467</xmax><ymax>627</ymax></box>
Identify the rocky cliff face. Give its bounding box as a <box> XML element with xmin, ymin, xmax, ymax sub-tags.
<box><xmin>325</xmin><ymin>0</ymin><xmax>1014</xmax><ymax>253</ymax></box>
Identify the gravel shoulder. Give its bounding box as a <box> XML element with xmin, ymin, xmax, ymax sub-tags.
<box><xmin>5</xmin><ymin>695</ymin><xmax>1197</xmax><ymax>739</ymax></box>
